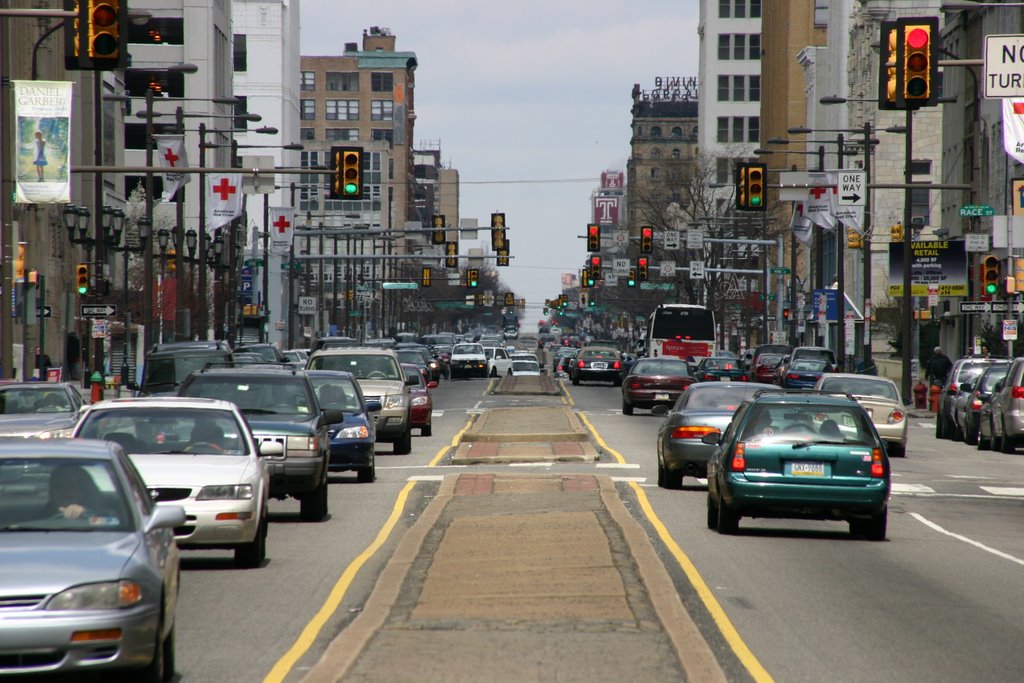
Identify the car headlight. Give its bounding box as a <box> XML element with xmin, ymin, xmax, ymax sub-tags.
<box><xmin>286</xmin><ymin>435</ymin><xmax>317</xmax><ymax>451</ymax></box>
<box><xmin>411</xmin><ymin>396</ymin><xmax>429</xmax><ymax>406</ymax></box>
<box><xmin>47</xmin><ymin>581</ymin><xmax>142</xmax><ymax>610</ymax></box>
<box><xmin>36</xmin><ymin>427</ymin><xmax>73</xmax><ymax>439</ymax></box>
<box><xmin>337</xmin><ymin>425</ymin><xmax>370</xmax><ymax>439</ymax></box>
<box><xmin>384</xmin><ymin>394</ymin><xmax>407</xmax><ymax>409</ymax></box>
<box><xmin>428</xmin><ymin>361</ymin><xmax>439</xmax><ymax>369</ymax></box>
<box><xmin>197</xmin><ymin>484</ymin><xmax>253</xmax><ymax>500</ymax></box>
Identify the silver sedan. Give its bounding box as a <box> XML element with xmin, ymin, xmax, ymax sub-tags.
<box><xmin>815</xmin><ymin>374</ymin><xmax>908</xmax><ymax>457</ymax></box>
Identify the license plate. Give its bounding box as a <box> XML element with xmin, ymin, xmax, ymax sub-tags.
<box><xmin>791</xmin><ymin>462</ymin><xmax>825</xmax><ymax>476</ymax></box>
<box><xmin>719</xmin><ymin>376</ymin><xmax>729</xmax><ymax>381</ymax></box>
<box><xmin>592</xmin><ymin>362</ymin><xmax>607</xmax><ymax>369</ymax></box>
<box><xmin>655</xmin><ymin>392</ymin><xmax>669</xmax><ymax>400</ymax></box>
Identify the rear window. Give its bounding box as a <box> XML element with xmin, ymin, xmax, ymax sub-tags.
<box><xmin>632</xmin><ymin>360</ymin><xmax>691</xmax><ymax>376</ymax></box>
<box><xmin>180</xmin><ymin>376</ymin><xmax>314</xmax><ymax>415</ymax></box>
<box><xmin>954</xmin><ymin>361</ymin><xmax>1000</xmax><ymax>384</ymax></box>
<box><xmin>309</xmin><ymin>354</ymin><xmax>401</xmax><ymax>381</ymax></box>
<box><xmin>685</xmin><ymin>386</ymin><xmax>764</xmax><ymax>410</ymax></box>
<box><xmin>453</xmin><ymin>344</ymin><xmax>483</xmax><ymax>355</ymax></box>
<box><xmin>740</xmin><ymin>404</ymin><xmax>875</xmax><ymax>445</ymax></box>
<box><xmin>980</xmin><ymin>368</ymin><xmax>1009</xmax><ymax>392</ymax></box>
<box><xmin>793</xmin><ymin>349</ymin><xmax>835</xmax><ymax>364</ymax></box>
<box><xmin>819</xmin><ymin>377</ymin><xmax>899</xmax><ymax>401</ymax></box>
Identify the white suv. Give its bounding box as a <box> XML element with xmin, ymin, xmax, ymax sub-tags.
<box><xmin>485</xmin><ymin>346</ymin><xmax>514</xmax><ymax>377</ymax></box>
<box><xmin>450</xmin><ymin>343</ymin><xmax>488</xmax><ymax>379</ymax></box>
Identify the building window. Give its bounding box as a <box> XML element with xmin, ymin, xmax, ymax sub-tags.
<box><xmin>326</xmin><ymin>99</ymin><xmax>359</xmax><ymax>121</ymax></box>
<box><xmin>733</xmin><ymin>34</ymin><xmax>746</xmax><ymax>61</ymax></box>
<box><xmin>716</xmin><ymin>157</ymin><xmax>731</xmax><ymax>185</ymax></box>
<box><xmin>749</xmin><ymin>34</ymin><xmax>761</xmax><ymax>60</ymax></box>
<box><xmin>749</xmin><ymin>75</ymin><xmax>761</xmax><ymax>102</ymax></box>
<box><xmin>911</xmin><ymin>188</ymin><xmax>930</xmax><ymax>224</ymax></box>
<box><xmin>300</xmin><ymin>99</ymin><xmax>315</xmax><ymax>120</ymax></box>
<box><xmin>650</xmin><ymin>167</ymin><xmax>659</xmax><ymax>180</ymax></box>
<box><xmin>671</xmin><ymin>126</ymin><xmax>683</xmax><ymax>137</ymax></box>
<box><xmin>717</xmin><ymin>117</ymin><xmax>729</xmax><ymax>143</ymax></box>
<box><xmin>300</xmin><ymin>128</ymin><xmax>315</xmax><ymax>141</ymax></box>
<box><xmin>651</xmin><ymin>148</ymin><xmax>663</xmax><ymax>160</ymax></box>
<box><xmin>719</xmin><ymin>0</ymin><xmax>730</xmax><ymax>18</ymax></box>
<box><xmin>300</xmin><ymin>71</ymin><xmax>315</xmax><ymax>91</ymax></box>
<box><xmin>672</xmin><ymin>148</ymin><xmax>681</xmax><ymax>160</ymax></box>
<box><xmin>650</xmin><ymin>126</ymin><xmax>662</xmax><ymax>138</ymax></box>
<box><xmin>733</xmin><ymin>75</ymin><xmax>745</xmax><ymax>102</ymax></box>
<box><xmin>326</xmin><ymin>72</ymin><xmax>359</xmax><ymax>92</ymax></box>
<box><xmin>326</xmin><ymin>128</ymin><xmax>358</xmax><ymax>141</ymax></box>
<box><xmin>734</xmin><ymin>0</ymin><xmax>746</xmax><ymax>18</ymax></box>
<box><xmin>718</xmin><ymin>34</ymin><xmax>731</xmax><ymax>60</ymax></box>
<box><xmin>371</xmin><ymin>129</ymin><xmax>394</xmax><ymax>143</ymax></box>
<box><xmin>910</xmin><ymin>159</ymin><xmax>932</xmax><ymax>175</ymax></box>
<box><xmin>371</xmin><ymin>72</ymin><xmax>394</xmax><ymax>92</ymax></box>
<box><xmin>748</xmin><ymin>116</ymin><xmax>760</xmax><ymax>143</ymax></box>
<box><xmin>718</xmin><ymin>75</ymin><xmax>729</xmax><ymax>101</ymax></box>
<box><xmin>126</xmin><ymin>17</ymin><xmax>184</xmax><ymax>45</ymax></box>
<box><xmin>371</xmin><ymin>100</ymin><xmax>394</xmax><ymax>121</ymax></box>
<box><xmin>732</xmin><ymin>117</ymin><xmax>744</xmax><ymax>142</ymax></box>
<box><xmin>233</xmin><ymin>34</ymin><xmax>247</xmax><ymax>72</ymax></box>
<box><xmin>751</xmin><ymin>0</ymin><xmax>761</xmax><ymax>18</ymax></box>
<box><xmin>233</xmin><ymin>95</ymin><xmax>248</xmax><ymax>131</ymax></box>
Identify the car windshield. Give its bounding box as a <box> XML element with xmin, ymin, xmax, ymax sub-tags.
<box><xmin>0</xmin><ymin>388</ymin><xmax>72</xmax><ymax>414</ymax></box>
<box><xmin>795</xmin><ymin>350</ymin><xmax>835</xmax><ymax>364</ymax></box>
<box><xmin>0</xmin><ymin>457</ymin><xmax>132</xmax><ymax>532</ymax></box>
<box><xmin>632</xmin><ymin>360</ymin><xmax>691</xmax><ymax>376</ymax></box>
<box><xmin>740</xmin><ymin>404</ymin><xmax>875</xmax><ymax>446</ymax></box>
<box><xmin>702</xmin><ymin>358</ymin><xmax>737</xmax><ymax>370</ymax></box>
<box><xmin>77</xmin><ymin>408</ymin><xmax>249</xmax><ymax>455</ymax></box>
<box><xmin>397</xmin><ymin>350</ymin><xmax>427</xmax><ymax>365</ymax></box>
<box><xmin>182</xmin><ymin>377</ymin><xmax>315</xmax><ymax>415</ymax></box>
<box><xmin>819</xmin><ymin>377</ymin><xmax>900</xmax><ymax>401</ymax></box>
<box><xmin>144</xmin><ymin>353</ymin><xmax>226</xmax><ymax>387</ymax></box>
<box><xmin>453</xmin><ymin>344</ymin><xmax>484</xmax><ymax>355</ymax></box>
<box><xmin>309</xmin><ymin>354</ymin><xmax>402</xmax><ymax>380</ymax></box>
<box><xmin>311</xmin><ymin>379</ymin><xmax>365</xmax><ymax>412</ymax></box>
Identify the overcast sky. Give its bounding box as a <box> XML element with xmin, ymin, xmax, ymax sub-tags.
<box><xmin>300</xmin><ymin>0</ymin><xmax>700</xmax><ymax>320</ymax></box>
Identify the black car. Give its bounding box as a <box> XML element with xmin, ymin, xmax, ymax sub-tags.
<box><xmin>138</xmin><ymin>340</ymin><xmax>233</xmax><ymax>396</ymax></box>
<box><xmin>177</xmin><ymin>367</ymin><xmax>341</xmax><ymax>522</ymax></box>
<box><xmin>569</xmin><ymin>347</ymin><xmax>623</xmax><ymax>386</ymax></box>
<box><xmin>236</xmin><ymin>343</ymin><xmax>286</xmax><ymax>364</ymax></box>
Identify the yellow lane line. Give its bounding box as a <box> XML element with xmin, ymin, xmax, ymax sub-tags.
<box><xmin>562</xmin><ymin>381</ymin><xmax>575</xmax><ymax>406</ymax></box>
<box><xmin>427</xmin><ymin>415</ymin><xmax>473</xmax><ymax>467</ymax></box>
<box><xmin>582</xmin><ymin>418</ymin><xmax>775</xmax><ymax>683</ymax></box>
<box><xmin>262</xmin><ymin>481</ymin><xmax>417</xmax><ymax>683</ymax></box>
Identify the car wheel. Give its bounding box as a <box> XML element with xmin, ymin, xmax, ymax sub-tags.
<box><xmin>422</xmin><ymin>421</ymin><xmax>432</xmax><ymax>437</ymax></box>
<box><xmin>851</xmin><ymin>509</ymin><xmax>887</xmax><ymax>541</ymax></box>
<box><xmin>489</xmin><ymin>367</ymin><xmax>498</xmax><ymax>378</ymax></box>
<box><xmin>716</xmin><ymin>501</ymin><xmax>740</xmax><ymax>534</ymax></box>
<box><xmin>137</xmin><ymin>614</ymin><xmax>171</xmax><ymax>683</ymax></box>
<box><xmin>357</xmin><ymin>456</ymin><xmax>376</xmax><ymax>483</ymax></box>
<box><xmin>965</xmin><ymin>423</ymin><xmax>979</xmax><ymax>446</ymax></box>
<box><xmin>935</xmin><ymin>416</ymin><xmax>944</xmax><ymax>439</ymax></box>
<box><xmin>1002</xmin><ymin>431</ymin><xmax>1016</xmax><ymax>454</ymax></box>
<box><xmin>300</xmin><ymin>478</ymin><xmax>329</xmax><ymax>522</ymax></box>
<box><xmin>622</xmin><ymin>401</ymin><xmax>634</xmax><ymax>416</ymax></box>
<box><xmin>234</xmin><ymin>513</ymin><xmax>267</xmax><ymax>568</ymax></box>
<box><xmin>571</xmin><ymin>376</ymin><xmax>579</xmax><ymax>386</ymax></box>
<box><xmin>887</xmin><ymin>443</ymin><xmax>906</xmax><ymax>458</ymax></box>
<box><xmin>394</xmin><ymin>428</ymin><xmax>413</xmax><ymax>455</ymax></box>
<box><xmin>706</xmin><ymin>494</ymin><xmax>719</xmax><ymax>529</ymax></box>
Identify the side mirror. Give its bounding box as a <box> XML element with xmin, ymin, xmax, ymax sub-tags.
<box><xmin>701</xmin><ymin>432</ymin><xmax>722</xmax><ymax>445</ymax></box>
<box><xmin>146</xmin><ymin>504</ymin><xmax>187</xmax><ymax>532</ymax></box>
<box><xmin>257</xmin><ymin>440</ymin><xmax>284</xmax><ymax>457</ymax></box>
<box><xmin>320</xmin><ymin>408</ymin><xmax>344</xmax><ymax>425</ymax></box>
<box><xmin>365</xmin><ymin>400</ymin><xmax>383</xmax><ymax>412</ymax></box>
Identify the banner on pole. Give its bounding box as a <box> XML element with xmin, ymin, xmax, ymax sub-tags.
<box><xmin>14</xmin><ymin>81</ymin><xmax>72</xmax><ymax>204</ymax></box>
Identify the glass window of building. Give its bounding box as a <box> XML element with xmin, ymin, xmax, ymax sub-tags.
<box><xmin>718</xmin><ymin>34</ymin><xmax>731</xmax><ymax>60</ymax></box>
<box><xmin>651</xmin><ymin>148</ymin><xmax>662</xmax><ymax>160</ymax></box>
<box><xmin>672</xmin><ymin>148</ymin><xmax>681</xmax><ymax>160</ymax></box>
<box><xmin>326</xmin><ymin>72</ymin><xmax>359</xmax><ymax>92</ymax></box>
<box><xmin>717</xmin><ymin>117</ymin><xmax>729</xmax><ymax>143</ymax></box>
<box><xmin>750</xmin><ymin>0</ymin><xmax>761</xmax><ymax>18</ymax></box>
<box><xmin>371</xmin><ymin>72</ymin><xmax>394</xmax><ymax>92</ymax></box>
<box><xmin>233</xmin><ymin>34</ymin><xmax>247</xmax><ymax>72</ymax></box>
<box><xmin>748</xmin><ymin>116</ymin><xmax>760</xmax><ymax>143</ymax></box>
<box><xmin>300</xmin><ymin>71</ymin><xmax>315</xmax><ymax>91</ymax></box>
<box><xmin>326</xmin><ymin>128</ymin><xmax>359</xmax><ymax>141</ymax></box>
<box><xmin>300</xmin><ymin>128</ymin><xmax>315</xmax><ymax>141</ymax></box>
<box><xmin>749</xmin><ymin>34</ymin><xmax>761</xmax><ymax>60</ymax></box>
<box><xmin>749</xmin><ymin>76</ymin><xmax>760</xmax><ymax>102</ymax></box>
<box><xmin>718</xmin><ymin>75</ymin><xmax>729</xmax><ymax>101</ymax></box>
<box><xmin>716</xmin><ymin>157</ymin><xmax>730</xmax><ymax>185</ymax></box>
<box><xmin>326</xmin><ymin>100</ymin><xmax>359</xmax><ymax>121</ymax></box>
<box><xmin>733</xmin><ymin>76</ymin><xmax>744</xmax><ymax>102</ymax></box>
<box><xmin>301</xmin><ymin>99</ymin><xmax>315</xmax><ymax>120</ymax></box>
<box><xmin>734</xmin><ymin>0</ymin><xmax>746</xmax><ymax>18</ymax></box>
<box><xmin>650</xmin><ymin>126</ymin><xmax>662</xmax><ymax>138</ymax></box>
<box><xmin>371</xmin><ymin>129</ymin><xmax>394</xmax><ymax>143</ymax></box>
<box><xmin>732</xmin><ymin>117</ymin><xmax>743</xmax><ymax>143</ymax></box>
<box><xmin>671</xmin><ymin>126</ymin><xmax>683</xmax><ymax>137</ymax></box>
<box><xmin>233</xmin><ymin>95</ymin><xmax>249</xmax><ymax>130</ymax></box>
<box><xmin>719</xmin><ymin>0</ymin><xmax>730</xmax><ymax>18</ymax></box>
<box><xmin>733</xmin><ymin>34</ymin><xmax>746</xmax><ymax>61</ymax></box>
<box><xmin>127</xmin><ymin>17</ymin><xmax>184</xmax><ymax>45</ymax></box>
<box><xmin>371</xmin><ymin>100</ymin><xmax>394</xmax><ymax>121</ymax></box>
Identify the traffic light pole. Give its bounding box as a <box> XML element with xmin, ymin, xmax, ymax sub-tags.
<box><xmin>901</xmin><ymin>105</ymin><xmax>915</xmax><ymax>405</ymax></box>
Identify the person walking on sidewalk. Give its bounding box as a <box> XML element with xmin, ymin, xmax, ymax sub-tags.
<box><xmin>927</xmin><ymin>346</ymin><xmax>952</xmax><ymax>388</ymax></box>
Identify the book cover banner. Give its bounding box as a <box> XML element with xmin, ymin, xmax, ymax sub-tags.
<box><xmin>14</xmin><ymin>81</ymin><xmax>72</xmax><ymax>204</ymax></box>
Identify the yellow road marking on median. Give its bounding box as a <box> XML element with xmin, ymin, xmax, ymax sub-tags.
<box><xmin>262</xmin><ymin>481</ymin><xmax>417</xmax><ymax>683</ymax></box>
<box><xmin>582</xmin><ymin>417</ymin><xmax>774</xmax><ymax>683</ymax></box>
<box><xmin>562</xmin><ymin>382</ymin><xmax>575</xmax><ymax>406</ymax></box>
<box><xmin>427</xmin><ymin>415</ymin><xmax>473</xmax><ymax>468</ymax></box>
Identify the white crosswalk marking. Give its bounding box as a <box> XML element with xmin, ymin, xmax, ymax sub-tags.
<box><xmin>891</xmin><ymin>483</ymin><xmax>936</xmax><ymax>494</ymax></box>
<box><xmin>979</xmin><ymin>487</ymin><xmax>1024</xmax><ymax>497</ymax></box>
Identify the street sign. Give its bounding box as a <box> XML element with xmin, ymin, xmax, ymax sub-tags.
<box><xmin>1005</xmin><ymin>319</ymin><xmax>1018</xmax><ymax>341</ymax></box>
<box><xmin>659</xmin><ymin>260</ymin><xmax>675</xmax><ymax>277</ymax></box>
<box><xmin>298</xmin><ymin>296</ymin><xmax>316</xmax><ymax>315</ymax></box>
<box><xmin>39</xmin><ymin>305</ymin><xmax>51</xmax><ymax>319</ymax></box>
<box><xmin>82</xmin><ymin>304</ymin><xmax>116</xmax><ymax>318</ymax></box>
<box><xmin>837</xmin><ymin>171</ymin><xmax>865</xmax><ymax>206</ymax></box>
<box><xmin>686</xmin><ymin>228</ymin><xmax>704</xmax><ymax>250</ymax></box>
<box><xmin>689</xmin><ymin>261</ymin><xmax>705</xmax><ymax>279</ymax></box>
<box><xmin>612</xmin><ymin>258</ymin><xmax>629</xmax><ymax>277</ymax></box>
<box><xmin>965</xmin><ymin>234</ymin><xmax>990</xmax><ymax>252</ymax></box>
<box><xmin>770</xmin><ymin>267</ymin><xmax>791</xmax><ymax>275</ymax></box>
<box><xmin>985</xmin><ymin>34</ymin><xmax>1024</xmax><ymax>98</ymax></box>
<box><xmin>960</xmin><ymin>300</ymin><xmax>1024</xmax><ymax>313</ymax></box>
<box><xmin>960</xmin><ymin>204</ymin><xmax>995</xmax><ymax>217</ymax></box>
<box><xmin>382</xmin><ymin>282</ymin><xmax>418</xmax><ymax>289</ymax></box>
<box><xmin>663</xmin><ymin>230</ymin><xmax>680</xmax><ymax>250</ymax></box>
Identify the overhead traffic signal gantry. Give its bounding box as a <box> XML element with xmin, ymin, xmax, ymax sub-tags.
<box><xmin>586</xmin><ymin>224</ymin><xmax>601</xmax><ymax>252</ymax></box>
<box><xmin>329</xmin><ymin>146</ymin><xmax>363</xmax><ymax>200</ymax></box>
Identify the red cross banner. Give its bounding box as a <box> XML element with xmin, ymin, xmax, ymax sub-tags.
<box><xmin>790</xmin><ymin>202</ymin><xmax>813</xmax><ymax>245</ymax></box>
<box><xmin>805</xmin><ymin>172</ymin><xmax>836</xmax><ymax>231</ymax></box>
<box><xmin>269</xmin><ymin>206</ymin><xmax>295</xmax><ymax>256</ymax></box>
<box><xmin>154</xmin><ymin>135</ymin><xmax>191</xmax><ymax>202</ymax></box>
<box><xmin>1003</xmin><ymin>99</ymin><xmax>1024</xmax><ymax>165</ymax></box>
<box><xmin>206</xmin><ymin>173</ymin><xmax>243</xmax><ymax>232</ymax></box>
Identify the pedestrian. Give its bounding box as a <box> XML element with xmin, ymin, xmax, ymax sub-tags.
<box><xmin>927</xmin><ymin>346</ymin><xmax>952</xmax><ymax>388</ymax></box>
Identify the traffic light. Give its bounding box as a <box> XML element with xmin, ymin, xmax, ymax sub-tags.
<box><xmin>982</xmin><ymin>255</ymin><xmax>1001</xmax><ymax>296</ymax></box>
<box><xmin>736</xmin><ymin>162</ymin><xmax>766</xmax><ymax>211</ymax></box>
<box><xmin>431</xmin><ymin>215</ymin><xmax>445</xmax><ymax>245</ymax></box>
<box><xmin>504</xmin><ymin>292</ymin><xmax>515</xmax><ymax>307</ymax></box>
<box><xmin>466</xmin><ymin>269</ymin><xmax>479</xmax><ymax>288</ymax></box>
<box><xmin>445</xmin><ymin>241</ymin><xmax>458</xmax><ymax>269</ymax></box>
<box><xmin>627</xmin><ymin>268</ymin><xmax>637</xmax><ymax>288</ymax></box>
<box><xmin>783</xmin><ymin>308</ymin><xmax>791</xmax><ymax>320</ymax></box>
<box><xmin>588</xmin><ymin>297</ymin><xmax>596</xmax><ymax>308</ymax></box>
<box><xmin>847</xmin><ymin>228</ymin><xmax>863</xmax><ymax>249</ymax></box>
<box><xmin>878</xmin><ymin>20</ymin><xmax>899</xmax><ymax>110</ymax></box>
<box><xmin>580</xmin><ymin>291</ymin><xmax>589</xmax><ymax>308</ymax></box>
<box><xmin>736</xmin><ymin>162</ymin><xmax>748</xmax><ymax>210</ymax></box>
<box><xmin>63</xmin><ymin>0</ymin><xmax>82</xmax><ymax>70</ymax></box>
<box><xmin>890</xmin><ymin>223</ymin><xmax>904</xmax><ymax>242</ymax></box>
<box><xmin>491</xmin><ymin>213</ymin><xmax>505</xmax><ymax>229</ymax></box>
<box><xmin>1007</xmin><ymin>275</ymin><xmax>1018</xmax><ymax>294</ymax></box>
<box><xmin>589</xmin><ymin>255</ymin><xmax>601</xmax><ymax>280</ymax></box>
<box><xmin>899</xmin><ymin>17</ymin><xmax>938</xmax><ymax>107</ymax></box>
<box><xmin>421</xmin><ymin>266</ymin><xmax>432</xmax><ymax>288</ymax></box>
<box><xmin>491</xmin><ymin>226</ymin><xmax>507</xmax><ymax>251</ymax></box>
<box><xmin>76</xmin><ymin>263</ymin><xmax>90</xmax><ymax>295</ymax></box>
<box><xmin>166</xmin><ymin>248</ymin><xmax>176</xmax><ymax>274</ymax></box>
<box><xmin>640</xmin><ymin>226</ymin><xmax>653</xmax><ymax>253</ymax></box>
<box><xmin>637</xmin><ymin>257</ymin><xmax>649</xmax><ymax>282</ymax></box>
<box><xmin>496</xmin><ymin>243</ymin><xmax>510</xmax><ymax>267</ymax></box>
<box><xmin>329</xmin><ymin>146</ymin><xmax>363</xmax><ymax>199</ymax></box>
<box><xmin>82</xmin><ymin>0</ymin><xmax>127</xmax><ymax>69</ymax></box>
<box><xmin>587</xmin><ymin>224</ymin><xmax>601</xmax><ymax>252</ymax></box>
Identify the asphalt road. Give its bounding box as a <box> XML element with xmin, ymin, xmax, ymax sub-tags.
<box><xmin>173</xmin><ymin>372</ymin><xmax>1024</xmax><ymax>682</ymax></box>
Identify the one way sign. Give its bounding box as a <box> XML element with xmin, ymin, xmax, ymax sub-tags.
<box><xmin>837</xmin><ymin>171</ymin><xmax>865</xmax><ymax>207</ymax></box>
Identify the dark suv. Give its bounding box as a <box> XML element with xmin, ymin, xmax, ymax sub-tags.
<box><xmin>138</xmin><ymin>340</ymin><xmax>233</xmax><ymax>396</ymax></box>
<box><xmin>177</xmin><ymin>367</ymin><xmax>340</xmax><ymax>521</ymax></box>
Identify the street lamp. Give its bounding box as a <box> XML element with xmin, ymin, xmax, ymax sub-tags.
<box><xmin>104</xmin><ymin>213</ymin><xmax>149</xmax><ymax>390</ymax></box>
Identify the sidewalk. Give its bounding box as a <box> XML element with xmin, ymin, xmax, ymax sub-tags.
<box><xmin>301</xmin><ymin>473</ymin><xmax>726</xmax><ymax>683</ymax></box>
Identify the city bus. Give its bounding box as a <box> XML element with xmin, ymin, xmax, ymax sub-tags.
<box><xmin>645</xmin><ymin>304</ymin><xmax>716</xmax><ymax>359</ymax></box>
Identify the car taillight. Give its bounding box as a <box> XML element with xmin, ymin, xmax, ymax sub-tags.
<box><xmin>703</xmin><ymin>374</ymin><xmax>715</xmax><ymax>380</ymax></box>
<box><xmin>970</xmin><ymin>393</ymin><xmax>983</xmax><ymax>411</ymax></box>
<box><xmin>1012</xmin><ymin>386</ymin><xmax>1024</xmax><ymax>400</ymax></box>
<box><xmin>787</xmin><ymin>373</ymin><xmax>799</xmax><ymax>380</ymax></box>
<box><xmin>612</xmin><ymin>360</ymin><xmax>621</xmax><ymax>369</ymax></box>
<box><xmin>948</xmin><ymin>383</ymin><xmax>958</xmax><ymax>394</ymax></box>
<box><xmin>577</xmin><ymin>360</ymin><xmax>585</xmax><ymax>368</ymax></box>
<box><xmin>740</xmin><ymin>374</ymin><xmax>748</xmax><ymax>381</ymax></box>
<box><xmin>670</xmin><ymin>425</ymin><xmax>720</xmax><ymax>439</ymax></box>
<box><xmin>870</xmin><ymin>448</ymin><xmax>885</xmax><ymax>478</ymax></box>
<box><xmin>888</xmin><ymin>409</ymin><xmax>905</xmax><ymax>424</ymax></box>
<box><xmin>628</xmin><ymin>379</ymin><xmax>642</xmax><ymax>389</ymax></box>
<box><xmin>730</xmin><ymin>443</ymin><xmax>746</xmax><ymax>472</ymax></box>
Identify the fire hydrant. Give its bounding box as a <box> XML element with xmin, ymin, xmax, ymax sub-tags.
<box><xmin>929</xmin><ymin>384</ymin><xmax>941</xmax><ymax>413</ymax></box>
<box><xmin>913</xmin><ymin>381</ymin><xmax>928</xmax><ymax>410</ymax></box>
<box><xmin>90</xmin><ymin>371</ymin><xmax>104</xmax><ymax>404</ymax></box>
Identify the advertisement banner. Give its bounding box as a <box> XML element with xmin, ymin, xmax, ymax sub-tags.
<box><xmin>14</xmin><ymin>81</ymin><xmax>72</xmax><ymax>204</ymax></box>
<box><xmin>888</xmin><ymin>240</ymin><xmax>968</xmax><ymax>296</ymax></box>
<box><xmin>268</xmin><ymin>206</ymin><xmax>294</xmax><ymax>256</ymax></box>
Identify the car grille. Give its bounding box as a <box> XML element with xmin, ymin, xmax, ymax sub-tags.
<box><xmin>0</xmin><ymin>651</ymin><xmax>65</xmax><ymax>670</ymax></box>
<box><xmin>363</xmin><ymin>395</ymin><xmax>381</xmax><ymax>403</ymax></box>
<box><xmin>0</xmin><ymin>594</ymin><xmax>47</xmax><ymax>610</ymax></box>
<box><xmin>149</xmin><ymin>487</ymin><xmax>191</xmax><ymax>502</ymax></box>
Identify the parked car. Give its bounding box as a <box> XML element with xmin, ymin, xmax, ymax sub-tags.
<box><xmin>621</xmin><ymin>357</ymin><xmax>694</xmax><ymax>415</ymax></box>
<box><xmin>306</xmin><ymin>348</ymin><xmax>414</xmax><ymax>454</ymax></box>
<box><xmin>981</xmin><ymin>356</ymin><xmax>1024</xmax><ymax>452</ymax></box>
<box><xmin>779</xmin><ymin>358</ymin><xmax>831</xmax><ymax>389</ymax></box>
<box><xmin>693</xmin><ymin>356</ymin><xmax>749</xmax><ymax>382</ymax></box>
<box><xmin>951</xmin><ymin>359</ymin><xmax>1011</xmax><ymax>443</ymax></box>
<box><xmin>961</xmin><ymin>364</ymin><xmax>1010</xmax><ymax>448</ymax></box>
<box><xmin>0</xmin><ymin>382</ymin><xmax>84</xmax><ymax>438</ymax></box>
<box><xmin>705</xmin><ymin>391</ymin><xmax>890</xmax><ymax>539</ymax></box>
<box><xmin>570</xmin><ymin>347</ymin><xmax>623</xmax><ymax>386</ymax></box>
<box><xmin>655</xmin><ymin>382</ymin><xmax>781</xmax><ymax>488</ymax></box>
<box><xmin>402</xmin><ymin>363</ymin><xmax>435</xmax><ymax>435</ymax></box>
<box><xmin>0</xmin><ymin>440</ymin><xmax>186</xmax><ymax>681</ymax></box>
<box><xmin>177</xmin><ymin>367</ymin><xmax>337</xmax><ymax>521</ymax></box>
<box><xmin>937</xmin><ymin>357</ymin><xmax>1009</xmax><ymax>439</ymax></box>
<box><xmin>815</xmin><ymin>374</ymin><xmax>907</xmax><ymax>457</ymax></box>
<box><xmin>305</xmin><ymin>370</ymin><xmax>380</xmax><ymax>482</ymax></box>
<box><xmin>72</xmin><ymin>397</ymin><xmax>275</xmax><ymax>568</ymax></box>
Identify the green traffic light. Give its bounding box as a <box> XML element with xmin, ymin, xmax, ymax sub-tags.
<box><xmin>750</xmin><ymin>196</ymin><xmax>761</xmax><ymax>207</ymax></box>
<box><xmin>77</xmin><ymin>285</ymin><xmax>88</xmax><ymax>295</ymax></box>
<box><xmin>986</xmin><ymin>282</ymin><xmax>998</xmax><ymax>295</ymax></box>
<box><xmin>344</xmin><ymin>182</ymin><xmax>359</xmax><ymax>195</ymax></box>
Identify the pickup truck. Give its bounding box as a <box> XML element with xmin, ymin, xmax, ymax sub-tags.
<box><xmin>450</xmin><ymin>343</ymin><xmax>488</xmax><ymax>379</ymax></box>
<box><xmin>485</xmin><ymin>346</ymin><xmax>514</xmax><ymax>377</ymax></box>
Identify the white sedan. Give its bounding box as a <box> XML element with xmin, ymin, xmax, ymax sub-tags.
<box><xmin>511</xmin><ymin>359</ymin><xmax>541</xmax><ymax>376</ymax></box>
<box><xmin>71</xmin><ymin>397</ymin><xmax>281</xmax><ymax>568</ymax></box>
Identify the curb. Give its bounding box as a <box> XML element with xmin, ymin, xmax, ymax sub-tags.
<box><xmin>461</xmin><ymin>405</ymin><xmax>589</xmax><ymax>443</ymax></box>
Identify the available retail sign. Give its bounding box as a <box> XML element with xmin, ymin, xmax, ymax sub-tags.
<box><xmin>13</xmin><ymin>81</ymin><xmax>72</xmax><ymax>204</ymax></box>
